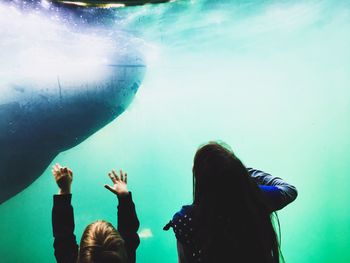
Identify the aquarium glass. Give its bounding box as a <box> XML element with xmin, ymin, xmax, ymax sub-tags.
<box><xmin>0</xmin><ymin>0</ymin><xmax>350</xmax><ymax>262</ymax></box>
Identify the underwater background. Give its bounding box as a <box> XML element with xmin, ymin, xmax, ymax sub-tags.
<box><xmin>1</xmin><ymin>0</ymin><xmax>350</xmax><ymax>262</ymax></box>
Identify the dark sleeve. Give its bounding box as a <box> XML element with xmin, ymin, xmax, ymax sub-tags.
<box><xmin>117</xmin><ymin>192</ymin><xmax>140</xmax><ymax>263</ymax></box>
<box><xmin>52</xmin><ymin>194</ymin><xmax>78</xmax><ymax>263</ymax></box>
<box><xmin>248</xmin><ymin>168</ymin><xmax>298</xmax><ymax>211</ymax></box>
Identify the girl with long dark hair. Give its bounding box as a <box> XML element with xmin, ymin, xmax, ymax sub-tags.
<box><xmin>165</xmin><ymin>142</ymin><xmax>297</xmax><ymax>263</ymax></box>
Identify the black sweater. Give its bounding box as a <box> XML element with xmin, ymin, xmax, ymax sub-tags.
<box><xmin>52</xmin><ymin>192</ymin><xmax>140</xmax><ymax>263</ymax></box>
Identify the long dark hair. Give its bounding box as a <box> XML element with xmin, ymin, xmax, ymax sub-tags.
<box><xmin>192</xmin><ymin>142</ymin><xmax>280</xmax><ymax>263</ymax></box>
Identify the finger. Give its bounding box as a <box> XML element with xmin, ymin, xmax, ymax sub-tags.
<box><xmin>124</xmin><ymin>173</ymin><xmax>128</xmax><ymax>184</ymax></box>
<box><xmin>112</xmin><ymin>170</ymin><xmax>120</xmax><ymax>181</ymax></box>
<box><xmin>52</xmin><ymin>168</ymin><xmax>60</xmax><ymax>177</ymax></box>
<box><xmin>120</xmin><ymin>169</ymin><xmax>124</xmax><ymax>181</ymax></box>
<box><xmin>63</xmin><ymin>167</ymin><xmax>70</xmax><ymax>176</ymax></box>
<box><xmin>60</xmin><ymin>168</ymin><xmax>67</xmax><ymax>176</ymax></box>
<box><xmin>108</xmin><ymin>173</ymin><xmax>117</xmax><ymax>184</ymax></box>
<box><xmin>104</xmin><ymin>184</ymin><xmax>117</xmax><ymax>195</ymax></box>
<box><xmin>52</xmin><ymin>165</ymin><xmax>59</xmax><ymax>172</ymax></box>
<box><xmin>68</xmin><ymin>168</ymin><xmax>73</xmax><ymax>177</ymax></box>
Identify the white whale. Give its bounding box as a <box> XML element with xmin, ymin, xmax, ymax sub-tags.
<box><xmin>0</xmin><ymin>1</ymin><xmax>146</xmax><ymax>203</ymax></box>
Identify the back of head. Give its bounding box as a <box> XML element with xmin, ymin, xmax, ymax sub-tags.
<box><xmin>192</xmin><ymin>141</ymin><xmax>279</xmax><ymax>263</ymax></box>
<box><xmin>79</xmin><ymin>220</ymin><xmax>128</xmax><ymax>263</ymax></box>
<box><xmin>193</xmin><ymin>141</ymin><xmax>251</xmax><ymax>207</ymax></box>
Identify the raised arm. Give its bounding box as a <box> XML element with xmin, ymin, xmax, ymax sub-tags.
<box><xmin>51</xmin><ymin>164</ymin><xmax>78</xmax><ymax>263</ymax></box>
<box><xmin>248</xmin><ymin>168</ymin><xmax>298</xmax><ymax>211</ymax></box>
<box><xmin>105</xmin><ymin>169</ymin><xmax>140</xmax><ymax>263</ymax></box>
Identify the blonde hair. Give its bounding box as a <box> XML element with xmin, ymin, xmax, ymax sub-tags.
<box><xmin>79</xmin><ymin>220</ymin><xmax>127</xmax><ymax>263</ymax></box>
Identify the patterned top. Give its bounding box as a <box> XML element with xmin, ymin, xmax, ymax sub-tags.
<box><xmin>167</xmin><ymin>168</ymin><xmax>298</xmax><ymax>263</ymax></box>
<box><xmin>172</xmin><ymin>205</ymin><xmax>202</xmax><ymax>262</ymax></box>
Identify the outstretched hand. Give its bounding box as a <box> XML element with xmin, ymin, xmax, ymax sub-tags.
<box><xmin>104</xmin><ymin>169</ymin><xmax>129</xmax><ymax>197</ymax></box>
<box><xmin>52</xmin><ymin>163</ymin><xmax>73</xmax><ymax>195</ymax></box>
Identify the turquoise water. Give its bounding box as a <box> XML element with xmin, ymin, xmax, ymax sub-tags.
<box><xmin>1</xmin><ymin>0</ymin><xmax>350</xmax><ymax>262</ymax></box>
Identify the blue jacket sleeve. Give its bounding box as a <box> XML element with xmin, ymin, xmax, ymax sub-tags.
<box><xmin>52</xmin><ymin>194</ymin><xmax>78</xmax><ymax>263</ymax></box>
<box><xmin>248</xmin><ymin>168</ymin><xmax>298</xmax><ymax>211</ymax></box>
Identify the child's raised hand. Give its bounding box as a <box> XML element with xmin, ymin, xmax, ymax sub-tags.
<box><xmin>104</xmin><ymin>169</ymin><xmax>129</xmax><ymax>197</ymax></box>
<box><xmin>52</xmin><ymin>163</ymin><xmax>73</xmax><ymax>195</ymax></box>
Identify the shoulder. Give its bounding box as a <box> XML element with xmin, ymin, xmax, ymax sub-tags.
<box><xmin>172</xmin><ymin>205</ymin><xmax>195</xmax><ymax>244</ymax></box>
<box><xmin>173</xmin><ymin>205</ymin><xmax>194</xmax><ymax>220</ymax></box>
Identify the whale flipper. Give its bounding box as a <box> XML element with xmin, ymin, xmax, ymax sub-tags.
<box><xmin>0</xmin><ymin>151</ymin><xmax>58</xmax><ymax>204</ymax></box>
